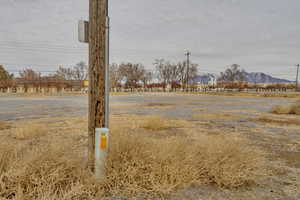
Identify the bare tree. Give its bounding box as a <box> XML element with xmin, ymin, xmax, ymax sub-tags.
<box><xmin>141</xmin><ymin>71</ymin><xmax>153</xmax><ymax>88</ymax></box>
<box><xmin>119</xmin><ymin>63</ymin><xmax>145</xmax><ymax>88</ymax></box>
<box><xmin>154</xmin><ymin>59</ymin><xmax>198</xmax><ymax>90</ymax></box>
<box><xmin>109</xmin><ymin>63</ymin><xmax>122</xmax><ymax>89</ymax></box>
<box><xmin>19</xmin><ymin>68</ymin><xmax>41</xmax><ymax>81</ymax></box>
<box><xmin>0</xmin><ymin>65</ymin><xmax>13</xmax><ymax>88</ymax></box>
<box><xmin>176</xmin><ymin>61</ymin><xmax>186</xmax><ymax>87</ymax></box>
<box><xmin>55</xmin><ymin>66</ymin><xmax>74</xmax><ymax>80</ymax></box>
<box><xmin>154</xmin><ymin>59</ymin><xmax>172</xmax><ymax>88</ymax></box>
<box><xmin>187</xmin><ymin>63</ymin><xmax>199</xmax><ymax>84</ymax></box>
<box><xmin>218</xmin><ymin>64</ymin><xmax>246</xmax><ymax>83</ymax></box>
<box><xmin>0</xmin><ymin>65</ymin><xmax>13</xmax><ymax>80</ymax></box>
<box><xmin>73</xmin><ymin>61</ymin><xmax>88</xmax><ymax>81</ymax></box>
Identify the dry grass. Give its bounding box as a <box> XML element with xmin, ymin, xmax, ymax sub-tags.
<box><xmin>192</xmin><ymin>108</ymin><xmax>207</xmax><ymax>112</ymax></box>
<box><xmin>221</xmin><ymin>109</ymin><xmax>258</xmax><ymax>114</ymax></box>
<box><xmin>11</xmin><ymin>123</ymin><xmax>47</xmax><ymax>140</ymax></box>
<box><xmin>271</xmin><ymin>100</ymin><xmax>300</xmax><ymax>115</ymax></box>
<box><xmin>194</xmin><ymin>113</ymin><xmax>238</xmax><ymax>120</ymax></box>
<box><xmin>106</xmin><ymin>130</ymin><xmax>266</xmax><ymax>196</ymax></box>
<box><xmin>140</xmin><ymin>115</ymin><xmax>171</xmax><ymax>131</ymax></box>
<box><xmin>140</xmin><ymin>115</ymin><xmax>190</xmax><ymax>131</ymax></box>
<box><xmin>256</xmin><ymin>116</ymin><xmax>300</xmax><ymax>126</ymax></box>
<box><xmin>0</xmin><ymin>119</ymin><xmax>266</xmax><ymax>199</ymax></box>
<box><xmin>0</xmin><ymin>141</ymin><xmax>101</xmax><ymax>200</ymax></box>
<box><xmin>143</xmin><ymin>103</ymin><xmax>174</xmax><ymax>109</ymax></box>
<box><xmin>0</xmin><ymin>121</ymin><xmax>11</xmax><ymax>130</ymax></box>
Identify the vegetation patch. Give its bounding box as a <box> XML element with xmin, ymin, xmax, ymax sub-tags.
<box><xmin>192</xmin><ymin>108</ymin><xmax>207</xmax><ymax>112</ymax></box>
<box><xmin>271</xmin><ymin>101</ymin><xmax>300</xmax><ymax>115</ymax></box>
<box><xmin>140</xmin><ymin>115</ymin><xmax>190</xmax><ymax>131</ymax></box>
<box><xmin>0</xmin><ymin>128</ymin><xmax>266</xmax><ymax>199</ymax></box>
<box><xmin>140</xmin><ymin>115</ymin><xmax>169</xmax><ymax>131</ymax></box>
<box><xmin>194</xmin><ymin>113</ymin><xmax>238</xmax><ymax>120</ymax></box>
<box><xmin>11</xmin><ymin>123</ymin><xmax>47</xmax><ymax>140</ymax></box>
<box><xmin>0</xmin><ymin>121</ymin><xmax>11</xmax><ymax>130</ymax></box>
<box><xmin>256</xmin><ymin>116</ymin><xmax>300</xmax><ymax>126</ymax></box>
<box><xmin>143</xmin><ymin>103</ymin><xmax>174</xmax><ymax>109</ymax></box>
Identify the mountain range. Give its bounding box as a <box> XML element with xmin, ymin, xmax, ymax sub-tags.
<box><xmin>193</xmin><ymin>72</ymin><xmax>292</xmax><ymax>84</ymax></box>
<box><xmin>244</xmin><ymin>72</ymin><xmax>291</xmax><ymax>84</ymax></box>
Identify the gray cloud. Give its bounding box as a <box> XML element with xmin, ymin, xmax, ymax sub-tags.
<box><xmin>0</xmin><ymin>0</ymin><xmax>299</xmax><ymax>80</ymax></box>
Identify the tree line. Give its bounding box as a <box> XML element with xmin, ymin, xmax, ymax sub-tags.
<box><xmin>0</xmin><ymin>62</ymin><xmax>296</xmax><ymax>91</ymax></box>
<box><xmin>109</xmin><ymin>59</ymin><xmax>198</xmax><ymax>90</ymax></box>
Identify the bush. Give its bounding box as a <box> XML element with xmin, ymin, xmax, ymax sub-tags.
<box><xmin>11</xmin><ymin>123</ymin><xmax>47</xmax><ymax>140</ymax></box>
<box><xmin>271</xmin><ymin>100</ymin><xmax>300</xmax><ymax>115</ymax></box>
<box><xmin>105</xmin><ymin>131</ymin><xmax>265</xmax><ymax>196</ymax></box>
<box><xmin>140</xmin><ymin>115</ymin><xmax>170</xmax><ymax>131</ymax></box>
<box><xmin>0</xmin><ymin>121</ymin><xmax>11</xmax><ymax>130</ymax></box>
<box><xmin>0</xmin><ymin>141</ymin><xmax>101</xmax><ymax>200</ymax></box>
<box><xmin>0</xmin><ymin>128</ymin><xmax>266</xmax><ymax>199</ymax></box>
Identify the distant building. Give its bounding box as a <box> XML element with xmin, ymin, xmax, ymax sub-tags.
<box><xmin>192</xmin><ymin>74</ymin><xmax>217</xmax><ymax>88</ymax></box>
<box><xmin>0</xmin><ymin>78</ymin><xmax>89</xmax><ymax>94</ymax></box>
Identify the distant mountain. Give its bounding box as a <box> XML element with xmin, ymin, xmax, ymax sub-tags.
<box><xmin>192</xmin><ymin>72</ymin><xmax>292</xmax><ymax>84</ymax></box>
<box><xmin>244</xmin><ymin>72</ymin><xmax>292</xmax><ymax>84</ymax></box>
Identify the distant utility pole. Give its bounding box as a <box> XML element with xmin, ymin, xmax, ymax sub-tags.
<box><xmin>88</xmin><ymin>0</ymin><xmax>109</xmax><ymax>173</ymax></box>
<box><xmin>185</xmin><ymin>51</ymin><xmax>191</xmax><ymax>91</ymax></box>
<box><xmin>296</xmin><ymin>64</ymin><xmax>300</xmax><ymax>92</ymax></box>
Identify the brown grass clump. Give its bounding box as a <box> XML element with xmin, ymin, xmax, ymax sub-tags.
<box><xmin>257</xmin><ymin>116</ymin><xmax>300</xmax><ymax>126</ymax></box>
<box><xmin>144</xmin><ymin>103</ymin><xmax>173</xmax><ymax>109</ymax></box>
<box><xmin>0</xmin><ymin>141</ymin><xmax>101</xmax><ymax>200</ymax></box>
<box><xmin>11</xmin><ymin>123</ymin><xmax>47</xmax><ymax>140</ymax></box>
<box><xmin>194</xmin><ymin>113</ymin><xmax>238</xmax><ymax>120</ymax></box>
<box><xmin>271</xmin><ymin>100</ymin><xmax>300</xmax><ymax>115</ymax></box>
<box><xmin>290</xmin><ymin>100</ymin><xmax>300</xmax><ymax>114</ymax></box>
<box><xmin>0</xmin><ymin>126</ymin><xmax>266</xmax><ymax>199</ymax></box>
<box><xmin>0</xmin><ymin>121</ymin><xmax>11</xmax><ymax>130</ymax></box>
<box><xmin>271</xmin><ymin>105</ymin><xmax>291</xmax><ymax>114</ymax></box>
<box><xmin>140</xmin><ymin>115</ymin><xmax>170</xmax><ymax>131</ymax></box>
<box><xmin>104</xmin><ymin>130</ymin><xmax>266</xmax><ymax>197</ymax></box>
<box><xmin>140</xmin><ymin>115</ymin><xmax>190</xmax><ymax>131</ymax></box>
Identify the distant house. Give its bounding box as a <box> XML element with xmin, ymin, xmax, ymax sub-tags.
<box><xmin>67</xmin><ymin>80</ymin><xmax>88</xmax><ymax>92</ymax></box>
<box><xmin>192</xmin><ymin>74</ymin><xmax>217</xmax><ymax>88</ymax></box>
<box><xmin>5</xmin><ymin>78</ymin><xmax>70</xmax><ymax>94</ymax></box>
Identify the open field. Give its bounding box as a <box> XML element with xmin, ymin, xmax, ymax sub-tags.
<box><xmin>0</xmin><ymin>93</ymin><xmax>300</xmax><ymax>199</ymax></box>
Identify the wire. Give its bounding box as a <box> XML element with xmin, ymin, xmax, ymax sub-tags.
<box><xmin>1</xmin><ymin>62</ymin><xmax>77</xmax><ymax>67</ymax></box>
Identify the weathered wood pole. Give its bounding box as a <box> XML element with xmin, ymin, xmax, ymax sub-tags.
<box><xmin>88</xmin><ymin>0</ymin><xmax>107</xmax><ymax>172</ymax></box>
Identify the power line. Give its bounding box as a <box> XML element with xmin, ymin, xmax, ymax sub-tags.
<box><xmin>0</xmin><ymin>40</ymin><xmax>88</xmax><ymax>49</ymax></box>
<box><xmin>1</xmin><ymin>62</ymin><xmax>77</xmax><ymax>67</ymax></box>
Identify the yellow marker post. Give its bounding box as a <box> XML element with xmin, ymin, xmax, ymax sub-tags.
<box><xmin>95</xmin><ymin>128</ymin><xmax>109</xmax><ymax>180</ymax></box>
<box><xmin>100</xmin><ymin>133</ymin><xmax>107</xmax><ymax>150</ymax></box>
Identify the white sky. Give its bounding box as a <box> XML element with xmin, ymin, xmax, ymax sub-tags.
<box><xmin>0</xmin><ymin>0</ymin><xmax>300</xmax><ymax>80</ymax></box>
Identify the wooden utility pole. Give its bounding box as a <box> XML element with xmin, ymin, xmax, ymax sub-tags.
<box><xmin>88</xmin><ymin>0</ymin><xmax>107</xmax><ymax>172</ymax></box>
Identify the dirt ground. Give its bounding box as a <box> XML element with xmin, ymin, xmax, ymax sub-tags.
<box><xmin>0</xmin><ymin>93</ymin><xmax>299</xmax><ymax>199</ymax></box>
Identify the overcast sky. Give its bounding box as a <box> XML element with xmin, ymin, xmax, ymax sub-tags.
<box><xmin>0</xmin><ymin>0</ymin><xmax>300</xmax><ymax>80</ymax></box>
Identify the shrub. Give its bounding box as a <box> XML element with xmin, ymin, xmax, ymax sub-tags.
<box><xmin>11</xmin><ymin>123</ymin><xmax>47</xmax><ymax>140</ymax></box>
<box><xmin>0</xmin><ymin>121</ymin><xmax>11</xmax><ymax>130</ymax></box>
<box><xmin>140</xmin><ymin>115</ymin><xmax>170</xmax><ymax>131</ymax></box>
<box><xmin>0</xmin><ymin>141</ymin><xmax>100</xmax><ymax>200</ymax></box>
<box><xmin>271</xmin><ymin>100</ymin><xmax>300</xmax><ymax>115</ymax></box>
<box><xmin>290</xmin><ymin>101</ymin><xmax>300</xmax><ymax>115</ymax></box>
<box><xmin>104</xmin><ymin>130</ymin><xmax>266</xmax><ymax>197</ymax></box>
<box><xmin>0</xmin><ymin>128</ymin><xmax>266</xmax><ymax>199</ymax></box>
<box><xmin>271</xmin><ymin>105</ymin><xmax>292</xmax><ymax>114</ymax></box>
